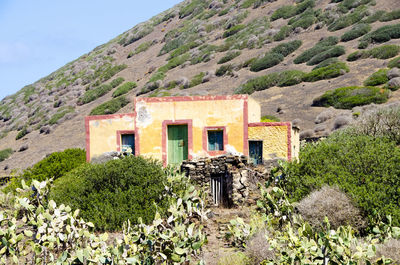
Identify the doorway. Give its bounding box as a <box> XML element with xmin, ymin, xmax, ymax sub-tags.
<box><xmin>167</xmin><ymin>125</ymin><xmax>188</xmax><ymax>165</ymax></box>
<box><xmin>249</xmin><ymin>140</ymin><xmax>263</xmax><ymax>165</ymax></box>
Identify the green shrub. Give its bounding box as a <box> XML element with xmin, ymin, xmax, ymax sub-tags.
<box><xmin>223</xmin><ymin>24</ymin><xmax>246</xmax><ymax>38</ymax></box>
<box><xmin>250</xmin><ymin>53</ymin><xmax>284</xmax><ymax>72</ymax></box>
<box><xmin>50</xmin><ymin>156</ymin><xmax>171</xmax><ymax>231</ymax></box>
<box><xmin>133</xmin><ymin>41</ymin><xmax>152</xmax><ymax>55</ymax></box>
<box><xmin>312</xmin><ymin>57</ymin><xmax>339</xmax><ymax>70</ymax></box>
<box><xmin>189</xmin><ymin>72</ymin><xmax>205</xmax><ymax>88</ymax></box>
<box><xmin>216</xmin><ymin>64</ymin><xmax>234</xmax><ymax>76</ymax></box>
<box><xmin>112</xmin><ymin>82</ymin><xmax>137</xmax><ymax>97</ymax></box>
<box><xmin>362</xmin><ymin>10</ymin><xmax>386</xmax><ymax>23</ymax></box>
<box><xmin>48</xmin><ymin>107</ymin><xmax>74</xmax><ymax>125</ymax></box>
<box><xmin>236</xmin><ymin>70</ymin><xmax>305</xmax><ymax>94</ymax></box>
<box><xmin>312</xmin><ymin>86</ymin><xmax>390</xmax><ymax>109</ymax></box>
<box><xmin>363</xmin><ymin>69</ymin><xmax>389</xmax><ymax>86</ymax></box>
<box><xmin>168</xmin><ymin>41</ymin><xmax>199</xmax><ymax>60</ymax></box>
<box><xmin>379</xmin><ymin>9</ymin><xmax>400</xmax><ymax>22</ymax></box>
<box><xmin>261</xmin><ymin>115</ymin><xmax>280</xmax><ymax>122</ymax></box>
<box><xmin>270</xmin><ymin>0</ymin><xmax>315</xmax><ymax>20</ymax></box>
<box><xmin>89</xmin><ymin>96</ymin><xmax>130</xmax><ymax>116</ymax></box>
<box><xmin>240</xmin><ymin>0</ymin><xmax>257</xmax><ymax>8</ymax></box>
<box><xmin>0</xmin><ymin>148</ymin><xmax>12</xmax><ymax>162</ymax></box>
<box><xmin>273</xmin><ymin>25</ymin><xmax>292</xmax><ymax>41</ymax></box>
<box><xmin>388</xmin><ymin>56</ymin><xmax>400</xmax><ymax>68</ymax></box>
<box><xmin>218</xmin><ymin>8</ymin><xmax>229</xmax><ymax>16</ymax></box>
<box><xmin>78</xmin><ymin>84</ymin><xmax>113</xmax><ymax>105</ymax></box>
<box><xmin>149</xmin><ymin>72</ymin><xmax>166</xmax><ymax>83</ymax></box>
<box><xmin>15</xmin><ymin>127</ymin><xmax>29</xmax><ymax>140</ymax></box>
<box><xmin>361</xmin><ymin>24</ymin><xmax>400</xmax><ymax>47</ymax></box>
<box><xmin>110</xmin><ymin>77</ymin><xmax>125</xmax><ymax>88</ymax></box>
<box><xmin>340</xmin><ymin>23</ymin><xmax>371</xmax><ymax>42</ymax></box>
<box><xmin>271</xmin><ymin>40</ymin><xmax>302</xmax><ymax>57</ymax></box>
<box><xmin>158</xmin><ymin>53</ymin><xmax>190</xmax><ymax>73</ymax></box>
<box><xmin>4</xmin><ymin>148</ymin><xmax>86</xmax><ymax>192</ymax></box>
<box><xmin>179</xmin><ymin>0</ymin><xmax>206</xmax><ymax>18</ymax></box>
<box><xmin>302</xmin><ymin>62</ymin><xmax>350</xmax><ymax>82</ymax></box>
<box><xmin>282</xmin><ymin>132</ymin><xmax>400</xmax><ymax>226</ymax></box>
<box><xmin>294</xmin><ymin>37</ymin><xmax>338</xmax><ymax>64</ymax></box>
<box><xmin>218</xmin><ymin>51</ymin><xmax>241</xmax><ymax>64</ymax></box>
<box><xmin>290</xmin><ymin>13</ymin><xmax>316</xmax><ymax>29</ymax></box>
<box><xmin>348</xmin><ymin>45</ymin><xmax>400</xmax><ymax>61</ymax></box>
<box><xmin>306</xmin><ymin>46</ymin><xmax>346</xmax><ymax>66</ymax></box>
<box><xmin>337</xmin><ymin>0</ymin><xmax>373</xmax><ymax>13</ymax></box>
<box><xmin>328</xmin><ymin>7</ymin><xmax>368</xmax><ymax>31</ymax></box>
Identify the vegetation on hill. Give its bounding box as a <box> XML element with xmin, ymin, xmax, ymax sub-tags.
<box><xmin>0</xmin><ymin>148</ymin><xmax>12</xmax><ymax>162</ymax></box>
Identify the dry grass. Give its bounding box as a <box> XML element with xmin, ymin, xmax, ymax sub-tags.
<box><xmin>245</xmin><ymin>230</ymin><xmax>275</xmax><ymax>264</ymax></box>
<box><xmin>376</xmin><ymin>239</ymin><xmax>400</xmax><ymax>263</ymax></box>
<box><xmin>297</xmin><ymin>186</ymin><xmax>367</xmax><ymax>232</ymax></box>
<box><xmin>217</xmin><ymin>251</ymin><xmax>251</xmax><ymax>265</ymax></box>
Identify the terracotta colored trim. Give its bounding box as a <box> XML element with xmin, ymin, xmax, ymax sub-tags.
<box><xmin>134</xmin><ymin>111</ymin><xmax>140</xmax><ymax>156</ymax></box>
<box><xmin>243</xmin><ymin>99</ymin><xmax>249</xmax><ymax>156</ymax></box>
<box><xmin>136</xmin><ymin>95</ymin><xmax>248</xmax><ymax>103</ymax></box>
<box><xmin>248</xmin><ymin>122</ymin><xmax>292</xmax><ymax>161</ymax></box>
<box><xmin>85</xmin><ymin>113</ymin><xmax>135</xmax><ymax>121</ymax></box>
<box><xmin>85</xmin><ymin>117</ymin><xmax>91</xmax><ymax>162</ymax></box>
<box><xmin>162</xmin><ymin>120</ymin><xmax>193</xmax><ymax>167</ymax></box>
<box><xmin>116</xmin><ymin>130</ymin><xmax>135</xmax><ymax>152</ymax></box>
<box><xmin>248</xmin><ymin>122</ymin><xmax>291</xmax><ymax>127</ymax></box>
<box><xmin>202</xmin><ymin>126</ymin><xmax>228</xmax><ymax>156</ymax></box>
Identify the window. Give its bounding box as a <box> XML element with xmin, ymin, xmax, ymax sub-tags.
<box><xmin>208</xmin><ymin>130</ymin><xmax>224</xmax><ymax>151</ymax></box>
<box><xmin>121</xmin><ymin>134</ymin><xmax>135</xmax><ymax>154</ymax></box>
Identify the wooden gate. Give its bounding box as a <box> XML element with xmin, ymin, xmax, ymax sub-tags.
<box><xmin>211</xmin><ymin>173</ymin><xmax>233</xmax><ymax>207</ymax></box>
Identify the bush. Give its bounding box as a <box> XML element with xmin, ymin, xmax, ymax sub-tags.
<box><xmin>179</xmin><ymin>0</ymin><xmax>206</xmax><ymax>18</ymax></box>
<box><xmin>78</xmin><ymin>84</ymin><xmax>112</xmax><ymax>105</ymax></box>
<box><xmin>261</xmin><ymin>115</ymin><xmax>280</xmax><ymax>122</ymax></box>
<box><xmin>312</xmin><ymin>57</ymin><xmax>339</xmax><ymax>70</ymax></box>
<box><xmin>273</xmin><ymin>25</ymin><xmax>292</xmax><ymax>41</ymax></box>
<box><xmin>50</xmin><ymin>156</ymin><xmax>171</xmax><ymax>231</ymax></box>
<box><xmin>215</xmin><ymin>64</ymin><xmax>234</xmax><ymax>76</ymax></box>
<box><xmin>312</xmin><ymin>86</ymin><xmax>390</xmax><ymax>109</ymax></box>
<box><xmin>376</xmin><ymin>239</ymin><xmax>400</xmax><ymax>263</ymax></box>
<box><xmin>218</xmin><ymin>51</ymin><xmax>241</xmax><ymax>64</ymax></box>
<box><xmin>250</xmin><ymin>53</ymin><xmax>284</xmax><ymax>72</ymax></box>
<box><xmin>379</xmin><ymin>9</ymin><xmax>400</xmax><ymax>22</ymax></box>
<box><xmin>302</xmin><ymin>61</ymin><xmax>349</xmax><ymax>82</ymax></box>
<box><xmin>388</xmin><ymin>56</ymin><xmax>400</xmax><ymax>68</ymax></box>
<box><xmin>282</xmin><ymin>132</ymin><xmax>400</xmax><ymax>227</ymax></box>
<box><xmin>271</xmin><ymin>40</ymin><xmax>302</xmax><ymax>57</ymax></box>
<box><xmin>110</xmin><ymin>77</ymin><xmax>125</xmax><ymax>88</ymax></box>
<box><xmin>89</xmin><ymin>96</ymin><xmax>129</xmax><ymax>115</ymax></box>
<box><xmin>328</xmin><ymin>7</ymin><xmax>368</xmax><ymax>31</ymax></box>
<box><xmin>341</xmin><ymin>23</ymin><xmax>371</xmax><ymax>42</ymax></box>
<box><xmin>337</xmin><ymin>0</ymin><xmax>374</xmax><ymax>13</ymax></box>
<box><xmin>133</xmin><ymin>41</ymin><xmax>152</xmax><ymax>55</ymax></box>
<box><xmin>294</xmin><ymin>37</ymin><xmax>338</xmax><ymax>64</ymax></box>
<box><xmin>158</xmin><ymin>53</ymin><xmax>190</xmax><ymax>73</ymax></box>
<box><xmin>246</xmin><ymin>231</ymin><xmax>275</xmax><ymax>263</ymax></box>
<box><xmin>48</xmin><ymin>107</ymin><xmax>74</xmax><ymax>125</ymax></box>
<box><xmin>276</xmin><ymin>70</ymin><xmax>305</xmax><ymax>86</ymax></box>
<box><xmin>289</xmin><ymin>10</ymin><xmax>317</xmax><ymax>29</ymax></box>
<box><xmin>361</xmin><ymin>24</ymin><xmax>400</xmax><ymax>47</ymax></box>
<box><xmin>112</xmin><ymin>82</ymin><xmax>137</xmax><ymax>97</ymax></box>
<box><xmin>270</xmin><ymin>0</ymin><xmax>315</xmax><ymax>21</ymax></box>
<box><xmin>0</xmin><ymin>148</ymin><xmax>12</xmax><ymax>162</ymax></box>
<box><xmin>4</xmin><ymin>148</ymin><xmax>86</xmax><ymax>192</ymax></box>
<box><xmin>306</xmin><ymin>46</ymin><xmax>346</xmax><ymax>66</ymax></box>
<box><xmin>363</xmin><ymin>69</ymin><xmax>389</xmax><ymax>86</ymax></box>
<box><xmin>297</xmin><ymin>186</ymin><xmax>366</xmax><ymax>232</ymax></box>
<box><xmin>223</xmin><ymin>24</ymin><xmax>246</xmax><ymax>38</ymax></box>
<box><xmin>15</xmin><ymin>127</ymin><xmax>29</xmax><ymax>140</ymax></box>
<box><xmin>347</xmin><ymin>45</ymin><xmax>400</xmax><ymax>61</ymax></box>
<box><xmin>362</xmin><ymin>10</ymin><xmax>386</xmax><ymax>23</ymax></box>
<box><xmin>189</xmin><ymin>72</ymin><xmax>205</xmax><ymax>88</ymax></box>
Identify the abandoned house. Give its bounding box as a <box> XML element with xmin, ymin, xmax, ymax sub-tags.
<box><xmin>85</xmin><ymin>95</ymin><xmax>300</xmax><ymax>206</ymax></box>
<box><xmin>85</xmin><ymin>95</ymin><xmax>299</xmax><ymax>165</ymax></box>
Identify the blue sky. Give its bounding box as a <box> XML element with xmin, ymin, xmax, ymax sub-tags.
<box><xmin>0</xmin><ymin>0</ymin><xmax>182</xmax><ymax>100</ymax></box>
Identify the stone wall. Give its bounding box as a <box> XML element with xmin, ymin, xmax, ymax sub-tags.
<box><xmin>181</xmin><ymin>155</ymin><xmax>252</xmax><ymax>207</ymax></box>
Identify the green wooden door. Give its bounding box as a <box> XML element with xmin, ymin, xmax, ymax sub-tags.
<box><xmin>249</xmin><ymin>140</ymin><xmax>263</xmax><ymax>165</ymax></box>
<box><xmin>168</xmin><ymin>125</ymin><xmax>188</xmax><ymax>165</ymax></box>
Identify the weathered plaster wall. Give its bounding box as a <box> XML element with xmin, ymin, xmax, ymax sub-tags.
<box><xmin>248</xmin><ymin>124</ymin><xmax>289</xmax><ymax>160</ymax></box>
<box><xmin>135</xmin><ymin>96</ymin><xmax>247</xmax><ymax>162</ymax></box>
<box><xmin>248</xmin><ymin>96</ymin><xmax>261</xmax><ymax>123</ymax></box>
<box><xmin>86</xmin><ymin>114</ymin><xmax>135</xmax><ymax>160</ymax></box>
<box><xmin>291</xmin><ymin>127</ymin><xmax>300</xmax><ymax>160</ymax></box>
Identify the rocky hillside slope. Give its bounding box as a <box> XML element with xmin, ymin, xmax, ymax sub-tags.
<box><xmin>1</xmin><ymin>0</ymin><xmax>400</xmax><ymax>173</ymax></box>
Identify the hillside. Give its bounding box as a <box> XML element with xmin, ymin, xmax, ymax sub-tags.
<box><xmin>1</xmin><ymin>0</ymin><xmax>400</xmax><ymax>173</ymax></box>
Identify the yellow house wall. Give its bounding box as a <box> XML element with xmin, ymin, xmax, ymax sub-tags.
<box><xmin>136</xmin><ymin>99</ymin><xmax>245</xmax><ymax>161</ymax></box>
<box><xmin>88</xmin><ymin>115</ymin><xmax>135</xmax><ymax>159</ymax></box>
<box><xmin>248</xmin><ymin>125</ymin><xmax>289</xmax><ymax>160</ymax></box>
<box><xmin>248</xmin><ymin>96</ymin><xmax>261</xmax><ymax>123</ymax></box>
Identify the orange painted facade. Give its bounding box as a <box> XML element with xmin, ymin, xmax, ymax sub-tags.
<box><xmin>85</xmin><ymin>95</ymin><xmax>299</xmax><ymax>165</ymax></box>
